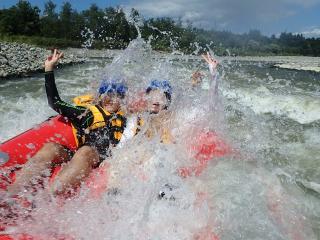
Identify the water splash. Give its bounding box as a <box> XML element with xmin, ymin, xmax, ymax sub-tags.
<box><xmin>1</xmin><ymin>39</ymin><xmax>319</xmax><ymax>239</ymax></box>
<box><xmin>81</xmin><ymin>27</ymin><xmax>95</xmax><ymax>48</ymax></box>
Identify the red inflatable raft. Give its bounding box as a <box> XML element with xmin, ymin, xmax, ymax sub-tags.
<box><xmin>0</xmin><ymin>116</ymin><xmax>78</xmax><ymax>240</ymax></box>
<box><xmin>0</xmin><ymin>115</ymin><xmax>76</xmax><ymax>171</ymax></box>
<box><xmin>0</xmin><ymin>115</ymin><xmax>77</xmax><ymax>191</ymax></box>
<box><xmin>0</xmin><ymin>115</ymin><xmax>230</xmax><ymax>240</ymax></box>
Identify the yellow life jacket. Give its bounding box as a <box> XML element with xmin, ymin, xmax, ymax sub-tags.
<box><xmin>160</xmin><ymin>128</ymin><xmax>173</xmax><ymax>144</ymax></box>
<box><xmin>71</xmin><ymin>94</ymin><xmax>126</xmax><ymax>147</ymax></box>
<box><xmin>135</xmin><ymin>116</ymin><xmax>144</xmax><ymax>135</ymax></box>
<box><xmin>73</xmin><ymin>94</ymin><xmax>95</xmax><ymax>107</ymax></box>
<box><xmin>135</xmin><ymin>116</ymin><xmax>173</xmax><ymax>144</ymax></box>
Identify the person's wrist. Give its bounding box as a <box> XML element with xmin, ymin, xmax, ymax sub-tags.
<box><xmin>45</xmin><ymin>65</ymin><xmax>54</xmax><ymax>72</ymax></box>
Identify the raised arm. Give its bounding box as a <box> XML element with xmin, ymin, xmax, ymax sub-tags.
<box><xmin>200</xmin><ymin>52</ymin><xmax>222</xmax><ymax>115</ymax></box>
<box><xmin>201</xmin><ymin>52</ymin><xmax>219</xmax><ymax>77</ymax></box>
<box><xmin>201</xmin><ymin>52</ymin><xmax>220</xmax><ymax>100</ymax></box>
<box><xmin>44</xmin><ymin>50</ymin><xmax>92</xmax><ymax>128</ymax></box>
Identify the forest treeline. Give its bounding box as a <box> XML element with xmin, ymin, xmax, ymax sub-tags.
<box><xmin>1</xmin><ymin>0</ymin><xmax>319</xmax><ymax>56</ymax></box>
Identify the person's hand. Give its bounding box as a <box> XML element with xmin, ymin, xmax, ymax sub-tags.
<box><xmin>191</xmin><ymin>70</ymin><xmax>204</xmax><ymax>86</ymax></box>
<box><xmin>192</xmin><ymin>71</ymin><xmax>204</xmax><ymax>78</ymax></box>
<box><xmin>44</xmin><ymin>49</ymin><xmax>64</xmax><ymax>72</ymax></box>
<box><xmin>201</xmin><ymin>52</ymin><xmax>219</xmax><ymax>75</ymax></box>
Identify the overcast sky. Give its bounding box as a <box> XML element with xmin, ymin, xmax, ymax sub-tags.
<box><xmin>1</xmin><ymin>0</ymin><xmax>320</xmax><ymax>37</ymax></box>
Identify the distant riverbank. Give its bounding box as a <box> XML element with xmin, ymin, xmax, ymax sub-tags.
<box><xmin>227</xmin><ymin>55</ymin><xmax>320</xmax><ymax>72</ymax></box>
<box><xmin>1</xmin><ymin>41</ymin><xmax>320</xmax><ymax>79</ymax></box>
<box><xmin>0</xmin><ymin>42</ymin><xmax>86</xmax><ymax>79</ymax></box>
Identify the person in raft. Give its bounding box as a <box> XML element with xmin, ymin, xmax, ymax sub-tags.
<box><xmin>7</xmin><ymin>49</ymin><xmax>127</xmax><ymax>196</ymax></box>
<box><xmin>191</xmin><ymin>70</ymin><xmax>204</xmax><ymax>87</ymax></box>
<box><xmin>123</xmin><ymin>51</ymin><xmax>218</xmax><ymax>147</ymax></box>
<box><xmin>118</xmin><ymin>79</ymin><xmax>174</xmax><ymax>147</ymax></box>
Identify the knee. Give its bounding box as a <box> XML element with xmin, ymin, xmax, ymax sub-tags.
<box><xmin>74</xmin><ymin>146</ymin><xmax>99</xmax><ymax>165</ymax></box>
<box><xmin>76</xmin><ymin>146</ymin><xmax>97</xmax><ymax>156</ymax></box>
<box><xmin>34</xmin><ymin>142</ymin><xmax>63</xmax><ymax>163</ymax></box>
<box><xmin>41</xmin><ymin>142</ymin><xmax>61</xmax><ymax>154</ymax></box>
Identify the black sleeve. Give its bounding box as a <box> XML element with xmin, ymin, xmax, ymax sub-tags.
<box><xmin>44</xmin><ymin>71</ymin><xmax>93</xmax><ymax>128</ymax></box>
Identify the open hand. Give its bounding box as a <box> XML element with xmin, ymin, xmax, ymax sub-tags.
<box><xmin>201</xmin><ymin>52</ymin><xmax>219</xmax><ymax>73</ymax></box>
<box><xmin>44</xmin><ymin>49</ymin><xmax>64</xmax><ymax>72</ymax></box>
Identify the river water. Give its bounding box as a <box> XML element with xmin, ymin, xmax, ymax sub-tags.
<box><xmin>0</xmin><ymin>39</ymin><xmax>319</xmax><ymax>239</ymax></box>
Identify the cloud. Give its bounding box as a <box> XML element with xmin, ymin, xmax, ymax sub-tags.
<box><xmin>297</xmin><ymin>27</ymin><xmax>320</xmax><ymax>38</ymax></box>
<box><xmin>282</xmin><ymin>0</ymin><xmax>320</xmax><ymax>7</ymax></box>
<box><xmin>128</xmin><ymin>0</ymin><xmax>320</xmax><ymax>33</ymax></box>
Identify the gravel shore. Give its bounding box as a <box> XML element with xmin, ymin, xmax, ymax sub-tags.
<box><xmin>1</xmin><ymin>41</ymin><xmax>319</xmax><ymax>79</ymax></box>
<box><xmin>0</xmin><ymin>42</ymin><xmax>86</xmax><ymax>78</ymax></box>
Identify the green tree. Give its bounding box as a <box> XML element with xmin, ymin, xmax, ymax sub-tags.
<box><xmin>40</xmin><ymin>1</ymin><xmax>59</xmax><ymax>38</ymax></box>
<box><xmin>59</xmin><ymin>2</ymin><xmax>73</xmax><ymax>39</ymax></box>
<box><xmin>44</xmin><ymin>0</ymin><xmax>57</xmax><ymax>17</ymax></box>
<box><xmin>0</xmin><ymin>0</ymin><xmax>40</xmax><ymax>35</ymax></box>
<box><xmin>114</xmin><ymin>8</ymin><xmax>131</xmax><ymax>44</ymax></box>
<box><xmin>82</xmin><ymin>4</ymin><xmax>105</xmax><ymax>40</ymax></box>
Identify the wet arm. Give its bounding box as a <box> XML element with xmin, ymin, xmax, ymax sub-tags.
<box><xmin>44</xmin><ymin>71</ymin><xmax>93</xmax><ymax>127</ymax></box>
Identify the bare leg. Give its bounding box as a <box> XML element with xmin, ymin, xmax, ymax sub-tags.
<box><xmin>50</xmin><ymin>146</ymin><xmax>99</xmax><ymax>196</ymax></box>
<box><xmin>7</xmin><ymin>142</ymin><xmax>70</xmax><ymax>196</ymax></box>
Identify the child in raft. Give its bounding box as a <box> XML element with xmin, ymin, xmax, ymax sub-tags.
<box><xmin>7</xmin><ymin>50</ymin><xmax>128</xmax><ymax>197</ymax></box>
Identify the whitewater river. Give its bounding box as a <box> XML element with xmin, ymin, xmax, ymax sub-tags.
<box><xmin>0</xmin><ymin>40</ymin><xmax>319</xmax><ymax>240</ymax></box>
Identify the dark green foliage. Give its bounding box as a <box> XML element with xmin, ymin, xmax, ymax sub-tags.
<box><xmin>40</xmin><ymin>0</ymin><xmax>59</xmax><ymax>38</ymax></box>
<box><xmin>0</xmin><ymin>1</ymin><xmax>319</xmax><ymax>56</ymax></box>
<box><xmin>58</xmin><ymin>2</ymin><xmax>83</xmax><ymax>40</ymax></box>
<box><xmin>0</xmin><ymin>34</ymin><xmax>81</xmax><ymax>48</ymax></box>
<box><xmin>0</xmin><ymin>0</ymin><xmax>40</xmax><ymax>36</ymax></box>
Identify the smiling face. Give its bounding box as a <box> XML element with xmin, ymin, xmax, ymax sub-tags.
<box><xmin>146</xmin><ymin>89</ymin><xmax>168</xmax><ymax>114</ymax></box>
<box><xmin>100</xmin><ymin>93</ymin><xmax>123</xmax><ymax>113</ymax></box>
